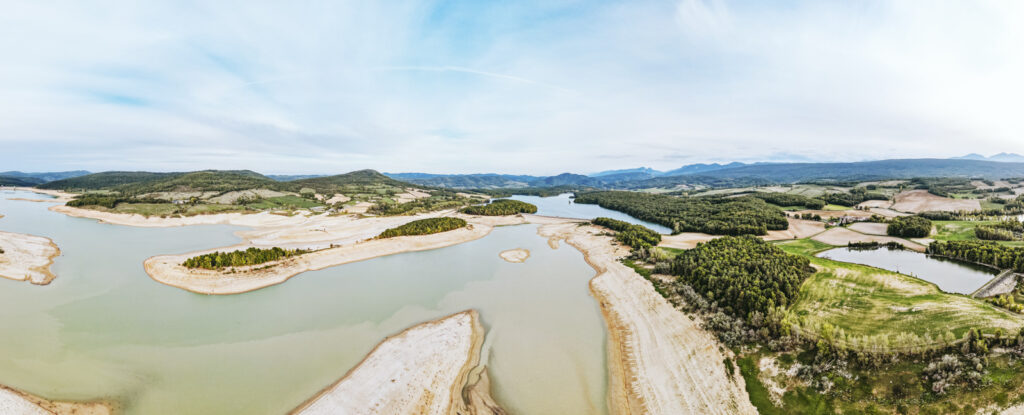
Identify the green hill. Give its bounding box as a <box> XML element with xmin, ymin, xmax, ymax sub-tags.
<box><xmin>37</xmin><ymin>171</ymin><xmax>178</xmax><ymax>191</ymax></box>
<box><xmin>114</xmin><ymin>170</ymin><xmax>276</xmax><ymax>194</ymax></box>
<box><xmin>289</xmin><ymin>169</ymin><xmax>414</xmax><ymax>193</ymax></box>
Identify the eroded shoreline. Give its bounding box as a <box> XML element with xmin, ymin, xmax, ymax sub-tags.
<box><xmin>0</xmin><ymin>384</ymin><xmax>113</xmax><ymax>415</ymax></box>
<box><xmin>538</xmin><ymin>222</ymin><xmax>757</xmax><ymax>415</ymax></box>
<box><xmin>291</xmin><ymin>310</ymin><xmax>504</xmax><ymax>415</ymax></box>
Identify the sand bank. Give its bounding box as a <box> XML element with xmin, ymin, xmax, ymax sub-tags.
<box><xmin>812</xmin><ymin>227</ymin><xmax>926</xmax><ymax>252</ymax></box>
<box><xmin>291</xmin><ymin>310</ymin><xmax>504</xmax><ymax>415</ymax></box>
<box><xmin>539</xmin><ymin>222</ymin><xmax>756</xmax><ymax>415</ymax></box>
<box><xmin>0</xmin><ymin>231</ymin><xmax>60</xmax><ymax>285</ymax></box>
<box><xmin>8</xmin><ymin>187</ymin><xmax>75</xmax><ymax>203</ymax></box>
<box><xmin>498</xmin><ymin>248</ymin><xmax>530</xmax><ymax>263</ymax></box>
<box><xmin>0</xmin><ymin>385</ymin><xmax>112</xmax><ymax>415</ymax></box>
<box><xmin>658</xmin><ymin>232</ymin><xmax>719</xmax><ymax>249</ymax></box>
<box><xmin>143</xmin><ymin>212</ymin><xmax>534</xmax><ymax>294</ymax></box>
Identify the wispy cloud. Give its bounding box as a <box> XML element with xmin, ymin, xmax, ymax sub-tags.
<box><xmin>0</xmin><ymin>1</ymin><xmax>1022</xmax><ymax>174</ymax></box>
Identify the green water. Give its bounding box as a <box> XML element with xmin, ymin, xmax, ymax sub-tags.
<box><xmin>0</xmin><ymin>190</ymin><xmax>608</xmax><ymax>414</ymax></box>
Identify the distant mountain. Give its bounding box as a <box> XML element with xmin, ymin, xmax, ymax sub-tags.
<box><xmin>0</xmin><ymin>176</ymin><xmax>44</xmax><ymax>186</ymax></box>
<box><xmin>589</xmin><ymin>167</ymin><xmax>663</xmax><ymax>178</ymax></box>
<box><xmin>266</xmin><ymin>174</ymin><xmax>325</xmax><ymax>181</ymax></box>
<box><xmin>38</xmin><ymin>171</ymin><xmax>179</xmax><ymax>191</ymax></box>
<box><xmin>662</xmin><ymin>162</ymin><xmax>746</xmax><ymax>177</ymax></box>
<box><xmin>690</xmin><ymin>159</ymin><xmax>1024</xmax><ymax>182</ymax></box>
<box><xmin>292</xmin><ymin>169</ymin><xmax>414</xmax><ymax>192</ymax></box>
<box><xmin>0</xmin><ymin>170</ymin><xmax>90</xmax><ymax>183</ymax></box>
<box><xmin>989</xmin><ymin>152</ymin><xmax>1024</xmax><ymax>162</ymax></box>
<box><xmin>952</xmin><ymin>153</ymin><xmax>1024</xmax><ymax>163</ymax></box>
<box><xmin>529</xmin><ymin>173</ymin><xmax>605</xmax><ymax>187</ymax></box>
<box><xmin>385</xmin><ymin>173</ymin><xmax>538</xmax><ymax>189</ymax></box>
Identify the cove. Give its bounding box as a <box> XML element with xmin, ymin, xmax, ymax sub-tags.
<box><xmin>0</xmin><ymin>190</ymin><xmax>608</xmax><ymax>414</ymax></box>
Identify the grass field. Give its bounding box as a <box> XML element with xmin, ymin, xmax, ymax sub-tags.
<box><xmin>246</xmin><ymin>195</ymin><xmax>323</xmax><ymax>210</ymax></box>
<box><xmin>932</xmin><ymin>220</ymin><xmax>1024</xmax><ymax>247</ymax></box>
<box><xmin>777</xmin><ymin>239</ymin><xmax>1023</xmax><ymax>347</ymax></box>
<box><xmin>743</xmin><ymin>350</ymin><xmax>1024</xmax><ymax>415</ymax></box>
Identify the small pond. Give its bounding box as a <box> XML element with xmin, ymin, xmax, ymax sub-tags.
<box><xmin>817</xmin><ymin>247</ymin><xmax>999</xmax><ymax>295</ymax></box>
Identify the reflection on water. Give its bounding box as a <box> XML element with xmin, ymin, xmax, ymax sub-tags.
<box><xmin>818</xmin><ymin>247</ymin><xmax>998</xmax><ymax>294</ymax></box>
<box><xmin>0</xmin><ymin>190</ymin><xmax>607</xmax><ymax>415</ymax></box>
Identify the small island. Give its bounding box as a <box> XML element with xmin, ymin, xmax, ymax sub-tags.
<box><xmin>0</xmin><ymin>230</ymin><xmax>61</xmax><ymax>285</ymax></box>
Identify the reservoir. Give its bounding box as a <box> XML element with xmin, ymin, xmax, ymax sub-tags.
<box><xmin>0</xmin><ymin>190</ymin><xmax>608</xmax><ymax>414</ymax></box>
<box><xmin>818</xmin><ymin>247</ymin><xmax>999</xmax><ymax>295</ymax></box>
<box><xmin>507</xmin><ymin>193</ymin><xmax>673</xmax><ymax>234</ymax></box>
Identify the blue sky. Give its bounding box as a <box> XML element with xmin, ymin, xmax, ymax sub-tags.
<box><xmin>1</xmin><ymin>0</ymin><xmax>1022</xmax><ymax>174</ymax></box>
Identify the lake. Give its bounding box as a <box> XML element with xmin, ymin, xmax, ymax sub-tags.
<box><xmin>506</xmin><ymin>193</ymin><xmax>673</xmax><ymax>234</ymax></box>
<box><xmin>818</xmin><ymin>247</ymin><xmax>999</xmax><ymax>295</ymax></box>
<box><xmin>0</xmin><ymin>190</ymin><xmax>608</xmax><ymax>414</ymax></box>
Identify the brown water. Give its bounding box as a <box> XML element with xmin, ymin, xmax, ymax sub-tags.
<box><xmin>0</xmin><ymin>190</ymin><xmax>608</xmax><ymax>414</ymax></box>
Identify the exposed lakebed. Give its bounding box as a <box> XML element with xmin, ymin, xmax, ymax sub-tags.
<box><xmin>0</xmin><ymin>190</ymin><xmax>607</xmax><ymax>414</ymax></box>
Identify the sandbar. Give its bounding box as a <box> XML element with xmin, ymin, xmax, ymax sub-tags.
<box><xmin>291</xmin><ymin>310</ymin><xmax>503</xmax><ymax>415</ymax></box>
<box><xmin>0</xmin><ymin>231</ymin><xmax>61</xmax><ymax>285</ymax></box>
<box><xmin>498</xmin><ymin>248</ymin><xmax>530</xmax><ymax>263</ymax></box>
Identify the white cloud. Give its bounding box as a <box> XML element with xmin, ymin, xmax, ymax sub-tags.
<box><xmin>0</xmin><ymin>1</ymin><xmax>1022</xmax><ymax>174</ymax></box>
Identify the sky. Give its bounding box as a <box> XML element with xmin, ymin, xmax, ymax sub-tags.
<box><xmin>1</xmin><ymin>0</ymin><xmax>1023</xmax><ymax>175</ymax></box>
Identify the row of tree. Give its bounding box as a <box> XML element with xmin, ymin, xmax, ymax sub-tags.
<box><xmin>573</xmin><ymin>191</ymin><xmax>788</xmax><ymax>236</ymax></box>
<box><xmin>927</xmin><ymin>240</ymin><xmax>1024</xmax><ymax>272</ymax></box>
<box><xmin>592</xmin><ymin>217</ymin><xmax>662</xmax><ymax>253</ymax></box>
<box><xmin>460</xmin><ymin>199</ymin><xmax>538</xmax><ymax>216</ymax></box>
<box><xmin>887</xmin><ymin>216</ymin><xmax>933</xmax><ymax>238</ymax></box>
<box><xmin>377</xmin><ymin>217</ymin><xmax>467</xmax><ymax>238</ymax></box>
<box><xmin>182</xmin><ymin>247</ymin><xmax>310</xmax><ymax>270</ymax></box>
<box><xmin>975</xmin><ymin>221</ymin><xmax>1024</xmax><ymax>241</ymax></box>
<box><xmin>751</xmin><ymin>192</ymin><xmax>826</xmax><ymax>209</ymax></box>
<box><xmin>668</xmin><ymin>235</ymin><xmax>815</xmax><ymax>318</ymax></box>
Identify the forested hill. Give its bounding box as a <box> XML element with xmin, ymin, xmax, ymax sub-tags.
<box><xmin>289</xmin><ymin>169</ymin><xmax>415</xmax><ymax>193</ymax></box>
<box><xmin>38</xmin><ymin>170</ymin><xmax>273</xmax><ymax>193</ymax></box>
<box><xmin>38</xmin><ymin>171</ymin><xmax>180</xmax><ymax>191</ymax></box>
<box><xmin>38</xmin><ymin>169</ymin><xmax>421</xmax><ymax>195</ymax></box>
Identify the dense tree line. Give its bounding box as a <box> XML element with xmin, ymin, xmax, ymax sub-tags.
<box><xmin>592</xmin><ymin>217</ymin><xmax>661</xmax><ymax>252</ymax></box>
<box><xmin>66</xmin><ymin>194</ymin><xmax>171</xmax><ymax>208</ymax></box>
<box><xmin>820</xmin><ymin>187</ymin><xmax>889</xmax><ymax>206</ymax></box>
<box><xmin>887</xmin><ymin>216</ymin><xmax>933</xmax><ymax>238</ymax></box>
<box><xmin>182</xmin><ymin>247</ymin><xmax>310</xmax><ymax>270</ymax></box>
<box><xmin>751</xmin><ymin>192</ymin><xmax>826</xmax><ymax>209</ymax></box>
<box><xmin>377</xmin><ymin>217</ymin><xmax>467</xmax><ymax>238</ymax></box>
<box><xmin>975</xmin><ymin>221</ymin><xmax>1024</xmax><ymax>241</ymax></box>
<box><xmin>460</xmin><ymin>199</ymin><xmax>538</xmax><ymax>216</ymax></box>
<box><xmin>927</xmin><ymin>240</ymin><xmax>1024</xmax><ymax>272</ymax></box>
<box><xmin>668</xmin><ymin>236</ymin><xmax>815</xmax><ymax>318</ymax></box>
<box><xmin>574</xmin><ymin>191</ymin><xmax>788</xmax><ymax>236</ymax></box>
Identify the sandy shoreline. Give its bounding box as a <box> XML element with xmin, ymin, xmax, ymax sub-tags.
<box><xmin>539</xmin><ymin>222</ymin><xmax>756</xmax><ymax>415</ymax></box>
<box><xmin>0</xmin><ymin>385</ymin><xmax>112</xmax><ymax>415</ymax></box>
<box><xmin>291</xmin><ymin>310</ymin><xmax>504</xmax><ymax>415</ymax></box>
<box><xmin>0</xmin><ymin>231</ymin><xmax>61</xmax><ymax>285</ymax></box>
<box><xmin>142</xmin><ymin>212</ymin><xmax>533</xmax><ymax>294</ymax></box>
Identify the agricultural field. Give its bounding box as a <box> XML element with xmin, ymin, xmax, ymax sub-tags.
<box><xmin>779</xmin><ymin>239</ymin><xmax>1023</xmax><ymax>345</ymax></box>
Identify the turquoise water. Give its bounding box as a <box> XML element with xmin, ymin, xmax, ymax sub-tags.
<box><xmin>0</xmin><ymin>190</ymin><xmax>608</xmax><ymax>414</ymax></box>
<box><xmin>508</xmin><ymin>193</ymin><xmax>673</xmax><ymax>234</ymax></box>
